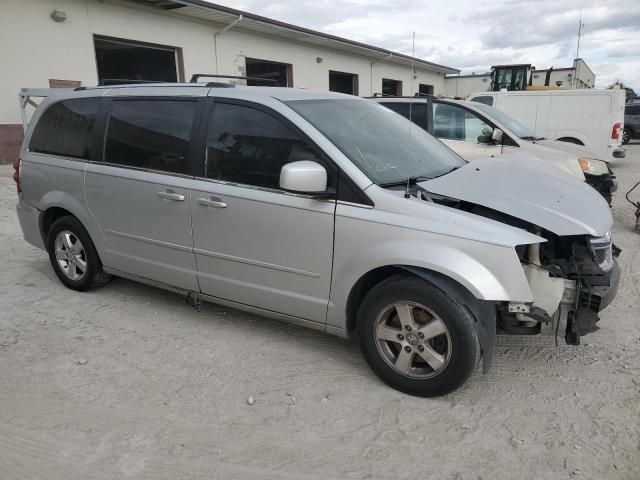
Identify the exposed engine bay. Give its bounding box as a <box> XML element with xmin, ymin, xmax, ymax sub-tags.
<box><xmin>419</xmin><ymin>189</ymin><xmax>621</xmax><ymax>345</ymax></box>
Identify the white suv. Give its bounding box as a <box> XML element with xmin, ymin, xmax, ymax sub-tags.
<box><xmin>15</xmin><ymin>84</ymin><xmax>619</xmax><ymax>396</ymax></box>
<box><xmin>372</xmin><ymin>96</ymin><xmax>617</xmax><ymax>204</ymax></box>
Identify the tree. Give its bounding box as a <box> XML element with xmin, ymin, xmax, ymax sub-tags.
<box><xmin>608</xmin><ymin>82</ymin><xmax>637</xmax><ymax>102</ymax></box>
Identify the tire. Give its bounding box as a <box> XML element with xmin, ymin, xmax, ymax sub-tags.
<box><xmin>47</xmin><ymin>216</ymin><xmax>111</xmax><ymax>291</ymax></box>
<box><xmin>357</xmin><ymin>275</ymin><xmax>480</xmax><ymax>397</ymax></box>
<box><xmin>622</xmin><ymin>128</ymin><xmax>631</xmax><ymax>145</ymax></box>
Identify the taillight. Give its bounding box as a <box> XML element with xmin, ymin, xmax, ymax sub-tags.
<box><xmin>611</xmin><ymin>122</ymin><xmax>621</xmax><ymax>140</ymax></box>
<box><xmin>12</xmin><ymin>158</ymin><xmax>21</xmax><ymax>193</ymax></box>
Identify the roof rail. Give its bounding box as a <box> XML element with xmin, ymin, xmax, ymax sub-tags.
<box><xmin>97</xmin><ymin>79</ymin><xmax>166</xmax><ymax>86</ymax></box>
<box><xmin>190</xmin><ymin>73</ymin><xmax>279</xmax><ymax>86</ymax></box>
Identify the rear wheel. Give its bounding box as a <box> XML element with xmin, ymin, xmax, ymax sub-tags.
<box><xmin>47</xmin><ymin>216</ymin><xmax>111</xmax><ymax>291</ymax></box>
<box><xmin>357</xmin><ymin>275</ymin><xmax>480</xmax><ymax>397</ymax></box>
<box><xmin>622</xmin><ymin>128</ymin><xmax>631</xmax><ymax>145</ymax></box>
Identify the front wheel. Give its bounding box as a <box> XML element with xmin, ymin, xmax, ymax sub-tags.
<box><xmin>622</xmin><ymin>128</ymin><xmax>631</xmax><ymax>145</ymax></box>
<box><xmin>357</xmin><ymin>275</ymin><xmax>480</xmax><ymax>397</ymax></box>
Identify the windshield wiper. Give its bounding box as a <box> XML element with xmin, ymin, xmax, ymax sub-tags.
<box><xmin>380</xmin><ymin>176</ymin><xmax>434</xmax><ymax>188</ymax></box>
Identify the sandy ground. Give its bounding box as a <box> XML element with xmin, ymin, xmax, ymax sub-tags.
<box><xmin>1</xmin><ymin>145</ymin><xmax>639</xmax><ymax>480</ymax></box>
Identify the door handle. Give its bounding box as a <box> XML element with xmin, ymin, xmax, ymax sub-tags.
<box><xmin>157</xmin><ymin>190</ymin><xmax>185</xmax><ymax>202</ymax></box>
<box><xmin>197</xmin><ymin>196</ymin><xmax>227</xmax><ymax>209</ymax></box>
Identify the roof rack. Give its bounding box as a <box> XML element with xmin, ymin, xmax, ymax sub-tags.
<box><xmin>189</xmin><ymin>73</ymin><xmax>279</xmax><ymax>86</ymax></box>
<box><xmin>18</xmin><ymin>88</ymin><xmax>61</xmax><ymax>132</ymax></box>
<box><xmin>97</xmin><ymin>79</ymin><xmax>166</xmax><ymax>86</ymax></box>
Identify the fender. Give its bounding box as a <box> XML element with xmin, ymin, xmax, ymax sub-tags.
<box><xmin>327</xmin><ymin>236</ymin><xmax>533</xmax><ymax>331</ymax></box>
<box><xmin>401</xmin><ymin>267</ymin><xmax>497</xmax><ymax>373</ymax></box>
<box><xmin>37</xmin><ymin>189</ymin><xmax>109</xmax><ymax>263</ymax></box>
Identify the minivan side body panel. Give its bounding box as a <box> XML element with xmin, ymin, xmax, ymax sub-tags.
<box><xmin>84</xmin><ymin>165</ymin><xmax>198</xmax><ymax>291</ymax></box>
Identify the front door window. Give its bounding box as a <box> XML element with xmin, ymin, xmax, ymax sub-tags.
<box><xmin>432</xmin><ymin>103</ymin><xmax>491</xmax><ymax>142</ymax></box>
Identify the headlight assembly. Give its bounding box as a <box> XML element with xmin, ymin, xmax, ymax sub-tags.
<box><xmin>579</xmin><ymin>158</ymin><xmax>609</xmax><ymax>176</ymax></box>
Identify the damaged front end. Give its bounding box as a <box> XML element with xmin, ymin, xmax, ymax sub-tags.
<box><xmin>421</xmin><ymin>154</ymin><xmax>621</xmax><ymax>345</ymax></box>
<box><xmin>505</xmin><ymin>231</ymin><xmax>620</xmax><ymax>344</ymax></box>
<box><xmin>584</xmin><ymin>169</ymin><xmax>617</xmax><ymax>206</ymax></box>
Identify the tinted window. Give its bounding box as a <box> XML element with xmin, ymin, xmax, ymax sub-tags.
<box><xmin>105</xmin><ymin>100</ymin><xmax>196</xmax><ymax>174</ymax></box>
<box><xmin>380</xmin><ymin>102</ymin><xmax>428</xmax><ymax>130</ymax></box>
<box><xmin>471</xmin><ymin>96</ymin><xmax>494</xmax><ymax>106</ymax></box>
<box><xmin>433</xmin><ymin>103</ymin><xmax>491</xmax><ymax>142</ymax></box>
<box><xmin>29</xmin><ymin>98</ymin><xmax>100</xmax><ymax>159</ymax></box>
<box><xmin>207</xmin><ymin>103</ymin><xmax>322</xmax><ymax>190</ymax></box>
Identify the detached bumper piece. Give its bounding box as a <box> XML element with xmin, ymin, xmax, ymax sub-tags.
<box><xmin>565</xmin><ymin>244</ymin><xmax>621</xmax><ymax>345</ymax></box>
<box><xmin>584</xmin><ymin>172</ymin><xmax>617</xmax><ymax>206</ymax></box>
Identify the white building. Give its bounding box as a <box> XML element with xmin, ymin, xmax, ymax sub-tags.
<box><xmin>0</xmin><ymin>0</ymin><xmax>459</xmax><ymax>163</ymax></box>
<box><xmin>445</xmin><ymin>59</ymin><xmax>595</xmax><ymax>98</ymax></box>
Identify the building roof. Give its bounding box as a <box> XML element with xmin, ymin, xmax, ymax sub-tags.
<box><xmin>446</xmin><ymin>72</ymin><xmax>491</xmax><ymax>79</ymax></box>
<box><xmin>130</xmin><ymin>0</ymin><xmax>459</xmax><ymax>74</ymax></box>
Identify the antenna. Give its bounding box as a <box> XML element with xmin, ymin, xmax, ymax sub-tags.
<box><xmin>574</xmin><ymin>10</ymin><xmax>584</xmax><ymax>89</ymax></box>
<box><xmin>575</xmin><ymin>10</ymin><xmax>584</xmax><ymax>60</ymax></box>
<box><xmin>409</xmin><ymin>31</ymin><xmax>415</xmax><ymax>124</ymax></box>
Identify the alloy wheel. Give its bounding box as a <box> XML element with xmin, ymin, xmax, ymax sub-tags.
<box><xmin>54</xmin><ymin>230</ymin><xmax>87</xmax><ymax>281</ymax></box>
<box><xmin>374</xmin><ymin>301</ymin><xmax>452</xmax><ymax>379</ymax></box>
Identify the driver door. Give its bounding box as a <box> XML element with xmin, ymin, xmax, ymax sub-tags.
<box><xmin>190</xmin><ymin>100</ymin><xmax>336</xmax><ymax>324</ymax></box>
<box><xmin>432</xmin><ymin>102</ymin><xmax>503</xmax><ymax>160</ymax></box>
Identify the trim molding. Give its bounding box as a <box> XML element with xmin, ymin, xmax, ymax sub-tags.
<box><xmin>103</xmin><ymin>229</ymin><xmax>192</xmax><ymax>252</ymax></box>
<box><xmin>193</xmin><ymin>248</ymin><xmax>320</xmax><ymax>278</ymax></box>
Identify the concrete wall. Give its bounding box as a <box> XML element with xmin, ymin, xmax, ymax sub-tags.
<box><xmin>218</xmin><ymin>29</ymin><xmax>445</xmax><ymax>96</ymax></box>
<box><xmin>526</xmin><ymin>60</ymin><xmax>595</xmax><ymax>89</ymax></box>
<box><xmin>0</xmin><ymin>0</ymin><xmax>448</xmax><ymax>162</ymax></box>
<box><xmin>444</xmin><ymin>75</ymin><xmax>490</xmax><ymax>97</ymax></box>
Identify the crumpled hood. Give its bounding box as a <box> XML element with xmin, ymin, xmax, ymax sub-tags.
<box><xmin>421</xmin><ymin>153</ymin><xmax>612</xmax><ymax>237</ymax></box>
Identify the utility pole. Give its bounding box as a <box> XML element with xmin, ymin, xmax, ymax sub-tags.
<box><xmin>574</xmin><ymin>10</ymin><xmax>584</xmax><ymax>88</ymax></box>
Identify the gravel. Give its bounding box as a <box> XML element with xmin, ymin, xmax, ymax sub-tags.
<box><xmin>1</xmin><ymin>145</ymin><xmax>639</xmax><ymax>479</ymax></box>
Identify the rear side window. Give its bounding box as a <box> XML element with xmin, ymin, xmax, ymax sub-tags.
<box><xmin>206</xmin><ymin>103</ymin><xmax>323</xmax><ymax>190</ymax></box>
<box><xmin>380</xmin><ymin>102</ymin><xmax>428</xmax><ymax>130</ymax></box>
<box><xmin>29</xmin><ymin>98</ymin><xmax>100</xmax><ymax>159</ymax></box>
<box><xmin>470</xmin><ymin>96</ymin><xmax>494</xmax><ymax>106</ymax></box>
<box><xmin>105</xmin><ymin>100</ymin><xmax>197</xmax><ymax>175</ymax></box>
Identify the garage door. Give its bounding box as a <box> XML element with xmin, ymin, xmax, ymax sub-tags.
<box><xmin>94</xmin><ymin>36</ymin><xmax>182</xmax><ymax>83</ymax></box>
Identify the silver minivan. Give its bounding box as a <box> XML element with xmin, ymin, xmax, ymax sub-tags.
<box><xmin>15</xmin><ymin>84</ymin><xmax>620</xmax><ymax>396</ymax></box>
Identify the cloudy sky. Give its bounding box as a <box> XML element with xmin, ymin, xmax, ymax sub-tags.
<box><xmin>214</xmin><ymin>0</ymin><xmax>640</xmax><ymax>91</ymax></box>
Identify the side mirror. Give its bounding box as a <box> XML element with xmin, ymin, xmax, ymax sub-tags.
<box><xmin>491</xmin><ymin>128</ymin><xmax>504</xmax><ymax>143</ymax></box>
<box><xmin>280</xmin><ymin>161</ymin><xmax>328</xmax><ymax>194</ymax></box>
<box><xmin>478</xmin><ymin>126</ymin><xmax>493</xmax><ymax>144</ymax></box>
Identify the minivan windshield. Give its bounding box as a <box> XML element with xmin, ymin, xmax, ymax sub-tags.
<box><xmin>285</xmin><ymin>99</ymin><xmax>466</xmax><ymax>185</ymax></box>
<box><xmin>471</xmin><ymin>102</ymin><xmax>542</xmax><ymax>140</ymax></box>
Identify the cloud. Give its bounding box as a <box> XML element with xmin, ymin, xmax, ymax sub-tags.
<box><xmin>212</xmin><ymin>0</ymin><xmax>640</xmax><ymax>91</ymax></box>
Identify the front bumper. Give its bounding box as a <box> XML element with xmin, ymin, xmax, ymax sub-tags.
<box><xmin>581</xmin><ymin>258</ymin><xmax>620</xmax><ymax>313</ymax></box>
